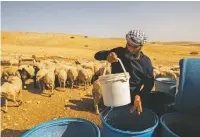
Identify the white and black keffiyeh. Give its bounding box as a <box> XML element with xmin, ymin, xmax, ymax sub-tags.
<box><xmin>126</xmin><ymin>30</ymin><xmax>147</xmax><ymax>46</ymax></box>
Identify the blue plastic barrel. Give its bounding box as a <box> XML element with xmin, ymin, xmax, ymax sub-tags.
<box><xmin>21</xmin><ymin>118</ymin><xmax>100</xmax><ymax>137</ymax></box>
<box><xmin>155</xmin><ymin>78</ymin><xmax>176</xmax><ymax>96</ymax></box>
<box><xmin>160</xmin><ymin>113</ymin><xmax>200</xmax><ymax>137</ymax></box>
<box><xmin>175</xmin><ymin>58</ymin><xmax>200</xmax><ymax>114</ymax></box>
<box><xmin>100</xmin><ymin>105</ymin><xmax>159</xmax><ymax>137</ymax></box>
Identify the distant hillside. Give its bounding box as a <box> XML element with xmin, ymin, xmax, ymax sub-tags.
<box><xmin>1</xmin><ymin>31</ymin><xmax>126</xmax><ymax>50</ymax></box>
<box><xmin>2</xmin><ymin>31</ymin><xmax>200</xmax><ymax>49</ymax></box>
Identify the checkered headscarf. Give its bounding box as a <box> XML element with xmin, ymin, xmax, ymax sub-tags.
<box><xmin>126</xmin><ymin>30</ymin><xmax>147</xmax><ymax>46</ymax></box>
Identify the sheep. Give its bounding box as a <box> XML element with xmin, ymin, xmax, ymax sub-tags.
<box><xmin>33</xmin><ymin>62</ymin><xmax>46</xmax><ymax>88</ymax></box>
<box><xmin>36</xmin><ymin>69</ymin><xmax>47</xmax><ymax>92</ymax></box>
<box><xmin>9</xmin><ymin>55</ymin><xmax>22</xmax><ymax>66</ymax></box>
<box><xmin>67</xmin><ymin>67</ymin><xmax>79</xmax><ymax>89</ymax></box>
<box><xmin>55</xmin><ymin>64</ymin><xmax>69</xmax><ymax>75</ymax></box>
<box><xmin>94</xmin><ymin>64</ymin><xmax>102</xmax><ymax>75</ymax></box>
<box><xmin>174</xmin><ymin>70</ymin><xmax>180</xmax><ymax>77</ymax></box>
<box><xmin>91</xmin><ymin>66</ymin><xmax>111</xmax><ymax>84</ymax></box>
<box><xmin>92</xmin><ymin>80</ymin><xmax>102</xmax><ymax>114</ymax></box>
<box><xmin>57</xmin><ymin>69</ymin><xmax>67</xmax><ymax>88</ymax></box>
<box><xmin>153</xmin><ymin>65</ymin><xmax>160</xmax><ymax>70</ymax></box>
<box><xmin>1</xmin><ymin>76</ymin><xmax>22</xmax><ymax>112</ymax></box>
<box><xmin>171</xmin><ymin>65</ymin><xmax>180</xmax><ymax>71</ymax></box>
<box><xmin>82</xmin><ymin>63</ymin><xmax>95</xmax><ymax>75</ymax></box>
<box><xmin>42</xmin><ymin>70</ymin><xmax>55</xmax><ymax>97</ymax></box>
<box><xmin>1</xmin><ymin>66</ymin><xmax>20</xmax><ymax>82</ymax></box>
<box><xmin>160</xmin><ymin>70</ymin><xmax>177</xmax><ymax>79</ymax></box>
<box><xmin>32</xmin><ymin>55</ymin><xmax>41</xmax><ymax>63</ymax></box>
<box><xmin>18</xmin><ymin>65</ymin><xmax>35</xmax><ymax>89</ymax></box>
<box><xmin>78</xmin><ymin>68</ymin><xmax>93</xmax><ymax>90</ymax></box>
<box><xmin>153</xmin><ymin>69</ymin><xmax>161</xmax><ymax>78</ymax></box>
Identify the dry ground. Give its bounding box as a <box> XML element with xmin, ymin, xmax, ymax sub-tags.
<box><xmin>1</xmin><ymin>31</ymin><xmax>200</xmax><ymax>137</ymax></box>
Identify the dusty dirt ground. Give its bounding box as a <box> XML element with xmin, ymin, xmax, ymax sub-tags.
<box><xmin>1</xmin><ymin>32</ymin><xmax>200</xmax><ymax>137</ymax></box>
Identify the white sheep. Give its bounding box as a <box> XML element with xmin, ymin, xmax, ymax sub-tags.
<box><xmin>82</xmin><ymin>63</ymin><xmax>95</xmax><ymax>75</ymax></box>
<box><xmin>36</xmin><ymin>69</ymin><xmax>47</xmax><ymax>92</ymax></box>
<box><xmin>153</xmin><ymin>69</ymin><xmax>161</xmax><ymax>78</ymax></box>
<box><xmin>160</xmin><ymin>70</ymin><xmax>177</xmax><ymax>79</ymax></box>
<box><xmin>42</xmin><ymin>70</ymin><xmax>55</xmax><ymax>97</ymax></box>
<box><xmin>55</xmin><ymin>64</ymin><xmax>69</xmax><ymax>75</ymax></box>
<box><xmin>174</xmin><ymin>70</ymin><xmax>180</xmax><ymax>77</ymax></box>
<box><xmin>67</xmin><ymin>67</ymin><xmax>79</xmax><ymax>88</ymax></box>
<box><xmin>1</xmin><ymin>76</ymin><xmax>22</xmax><ymax>112</ymax></box>
<box><xmin>18</xmin><ymin>65</ymin><xmax>35</xmax><ymax>88</ymax></box>
<box><xmin>57</xmin><ymin>69</ymin><xmax>67</xmax><ymax>88</ymax></box>
<box><xmin>153</xmin><ymin>65</ymin><xmax>160</xmax><ymax>70</ymax></box>
<box><xmin>94</xmin><ymin>64</ymin><xmax>102</xmax><ymax>75</ymax></box>
<box><xmin>9</xmin><ymin>55</ymin><xmax>22</xmax><ymax>66</ymax></box>
<box><xmin>171</xmin><ymin>65</ymin><xmax>180</xmax><ymax>71</ymax></box>
<box><xmin>78</xmin><ymin>68</ymin><xmax>93</xmax><ymax>90</ymax></box>
<box><xmin>2</xmin><ymin>66</ymin><xmax>20</xmax><ymax>81</ymax></box>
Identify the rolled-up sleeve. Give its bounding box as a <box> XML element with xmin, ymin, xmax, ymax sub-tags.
<box><xmin>94</xmin><ymin>50</ymin><xmax>110</xmax><ymax>60</ymax></box>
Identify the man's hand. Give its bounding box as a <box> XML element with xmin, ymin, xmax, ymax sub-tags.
<box><xmin>107</xmin><ymin>52</ymin><xmax>118</xmax><ymax>63</ymax></box>
<box><xmin>130</xmin><ymin>95</ymin><xmax>142</xmax><ymax>115</ymax></box>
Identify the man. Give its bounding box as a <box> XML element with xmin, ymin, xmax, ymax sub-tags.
<box><xmin>94</xmin><ymin>30</ymin><xmax>154</xmax><ymax>115</ymax></box>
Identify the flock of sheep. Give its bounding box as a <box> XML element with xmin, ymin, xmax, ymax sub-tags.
<box><xmin>1</xmin><ymin>56</ymin><xmax>180</xmax><ymax>114</ymax></box>
<box><xmin>1</xmin><ymin>57</ymin><xmax>111</xmax><ymax>113</ymax></box>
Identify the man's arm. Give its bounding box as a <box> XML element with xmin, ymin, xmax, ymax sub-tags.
<box><xmin>141</xmin><ymin>56</ymin><xmax>155</xmax><ymax>93</ymax></box>
<box><xmin>94</xmin><ymin>47</ymin><xmax>123</xmax><ymax>61</ymax></box>
<box><xmin>94</xmin><ymin>50</ymin><xmax>110</xmax><ymax>61</ymax></box>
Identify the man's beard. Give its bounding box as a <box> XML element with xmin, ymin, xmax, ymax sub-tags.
<box><xmin>124</xmin><ymin>46</ymin><xmax>142</xmax><ymax>60</ymax></box>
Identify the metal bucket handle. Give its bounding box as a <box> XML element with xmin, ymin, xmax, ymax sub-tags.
<box><xmin>103</xmin><ymin>58</ymin><xmax>129</xmax><ymax>80</ymax></box>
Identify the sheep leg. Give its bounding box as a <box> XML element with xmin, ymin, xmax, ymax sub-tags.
<box><xmin>59</xmin><ymin>81</ymin><xmax>61</xmax><ymax>88</ymax></box>
<box><xmin>33</xmin><ymin>76</ymin><xmax>37</xmax><ymax>88</ymax></box>
<box><xmin>42</xmin><ymin>82</ymin><xmax>45</xmax><ymax>93</ymax></box>
<box><xmin>13</xmin><ymin>94</ymin><xmax>19</xmax><ymax>107</ymax></box>
<box><xmin>49</xmin><ymin>85</ymin><xmax>54</xmax><ymax>97</ymax></box>
<box><xmin>64</xmin><ymin>81</ymin><xmax>65</xmax><ymax>89</ymax></box>
<box><xmin>18</xmin><ymin>87</ymin><xmax>23</xmax><ymax>104</ymax></box>
<box><xmin>22</xmin><ymin>79</ymin><xmax>26</xmax><ymax>89</ymax></box>
<box><xmin>86</xmin><ymin>81</ymin><xmax>88</xmax><ymax>89</ymax></box>
<box><xmin>5</xmin><ymin>99</ymin><xmax>8</xmax><ymax>113</ymax></box>
<box><xmin>84</xmin><ymin>81</ymin><xmax>86</xmax><ymax>90</ymax></box>
<box><xmin>71</xmin><ymin>81</ymin><xmax>74</xmax><ymax>89</ymax></box>
<box><xmin>93</xmin><ymin>100</ymin><xmax>99</xmax><ymax>114</ymax></box>
<box><xmin>38</xmin><ymin>80</ymin><xmax>41</xmax><ymax>92</ymax></box>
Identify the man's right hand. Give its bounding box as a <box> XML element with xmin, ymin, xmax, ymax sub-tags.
<box><xmin>107</xmin><ymin>52</ymin><xmax>118</xmax><ymax>63</ymax></box>
<box><xmin>130</xmin><ymin>95</ymin><xmax>143</xmax><ymax>115</ymax></box>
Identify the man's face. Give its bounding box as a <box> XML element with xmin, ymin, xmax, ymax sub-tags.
<box><xmin>126</xmin><ymin>42</ymin><xmax>141</xmax><ymax>53</ymax></box>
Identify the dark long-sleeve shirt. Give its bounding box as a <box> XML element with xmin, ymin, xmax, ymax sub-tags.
<box><xmin>94</xmin><ymin>47</ymin><xmax>154</xmax><ymax>98</ymax></box>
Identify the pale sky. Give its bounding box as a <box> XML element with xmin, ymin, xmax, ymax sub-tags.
<box><xmin>1</xmin><ymin>1</ymin><xmax>200</xmax><ymax>42</ymax></box>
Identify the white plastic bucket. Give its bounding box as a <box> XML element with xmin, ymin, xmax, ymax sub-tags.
<box><xmin>98</xmin><ymin>59</ymin><xmax>131</xmax><ymax>107</ymax></box>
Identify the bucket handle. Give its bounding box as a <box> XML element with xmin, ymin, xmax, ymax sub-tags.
<box><xmin>103</xmin><ymin>58</ymin><xmax>129</xmax><ymax>80</ymax></box>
